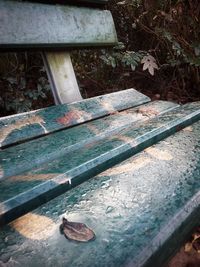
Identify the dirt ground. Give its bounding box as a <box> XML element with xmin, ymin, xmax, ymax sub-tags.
<box><xmin>166</xmin><ymin>228</ymin><xmax>200</xmax><ymax>267</ymax></box>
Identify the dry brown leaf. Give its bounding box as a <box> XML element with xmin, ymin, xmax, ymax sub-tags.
<box><xmin>184</xmin><ymin>242</ymin><xmax>193</xmax><ymax>253</ymax></box>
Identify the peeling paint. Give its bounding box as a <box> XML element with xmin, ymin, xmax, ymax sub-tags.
<box><xmin>145</xmin><ymin>147</ymin><xmax>173</xmax><ymax>161</ymax></box>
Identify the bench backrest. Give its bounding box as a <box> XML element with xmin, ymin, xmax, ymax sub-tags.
<box><xmin>0</xmin><ymin>0</ymin><xmax>118</xmax><ymax>104</ymax></box>
<box><xmin>0</xmin><ymin>0</ymin><xmax>117</xmax><ymax>50</ymax></box>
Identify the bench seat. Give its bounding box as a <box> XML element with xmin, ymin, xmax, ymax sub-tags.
<box><xmin>1</xmin><ymin>116</ymin><xmax>200</xmax><ymax>267</ymax></box>
<box><xmin>2</xmin><ymin>89</ymin><xmax>200</xmax><ymax>225</ymax></box>
<box><xmin>0</xmin><ymin>87</ymin><xmax>200</xmax><ymax>226</ymax></box>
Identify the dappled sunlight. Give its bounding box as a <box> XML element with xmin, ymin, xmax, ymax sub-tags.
<box><xmin>116</xmin><ymin>134</ymin><xmax>138</xmax><ymax>147</ymax></box>
<box><xmin>100</xmin><ymin>100</ymin><xmax>116</xmax><ymax>114</ymax></box>
<box><xmin>10</xmin><ymin>213</ymin><xmax>57</xmax><ymax>240</ymax></box>
<box><xmin>136</xmin><ymin>106</ymin><xmax>159</xmax><ymax>117</ymax></box>
<box><xmin>0</xmin><ymin>166</ymin><xmax>4</xmax><ymax>180</ymax></box>
<box><xmin>183</xmin><ymin>126</ymin><xmax>193</xmax><ymax>132</ymax></box>
<box><xmin>0</xmin><ymin>115</ymin><xmax>47</xmax><ymax>146</ymax></box>
<box><xmin>108</xmin><ymin>116</ymin><xmax>130</xmax><ymax>129</ymax></box>
<box><xmin>87</xmin><ymin>124</ymin><xmax>100</xmax><ymax>135</ymax></box>
<box><xmin>120</xmin><ymin>109</ymin><xmax>138</xmax><ymax>117</ymax></box>
<box><xmin>80</xmin><ymin>128</ymin><xmax>196</xmax><ymax>221</ymax></box>
<box><xmin>9</xmin><ymin>173</ymin><xmax>59</xmax><ymax>182</ymax></box>
<box><xmin>99</xmin><ymin>156</ymin><xmax>151</xmax><ymax>176</ymax></box>
<box><xmin>145</xmin><ymin>147</ymin><xmax>173</xmax><ymax>161</ymax></box>
<box><xmin>0</xmin><ymin>202</ymin><xmax>6</xmax><ymax>213</ymax></box>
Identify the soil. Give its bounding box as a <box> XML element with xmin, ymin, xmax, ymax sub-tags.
<box><xmin>166</xmin><ymin>228</ymin><xmax>200</xmax><ymax>267</ymax></box>
<box><xmin>166</xmin><ymin>247</ymin><xmax>200</xmax><ymax>267</ymax></box>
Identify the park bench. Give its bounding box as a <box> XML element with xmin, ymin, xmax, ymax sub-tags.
<box><xmin>1</xmin><ymin>1</ymin><xmax>200</xmax><ymax>266</ymax></box>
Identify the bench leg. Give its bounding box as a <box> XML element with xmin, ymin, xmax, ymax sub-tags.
<box><xmin>42</xmin><ymin>52</ymin><xmax>83</xmax><ymax>104</ymax></box>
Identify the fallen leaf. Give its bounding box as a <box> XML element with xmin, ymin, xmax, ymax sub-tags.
<box><xmin>141</xmin><ymin>55</ymin><xmax>159</xmax><ymax>76</ymax></box>
<box><xmin>184</xmin><ymin>242</ymin><xmax>193</xmax><ymax>253</ymax></box>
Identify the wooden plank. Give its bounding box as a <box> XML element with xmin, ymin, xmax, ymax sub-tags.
<box><xmin>1</xmin><ymin>118</ymin><xmax>200</xmax><ymax>266</ymax></box>
<box><xmin>0</xmin><ymin>0</ymin><xmax>118</xmax><ymax>50</ymax></box>
<box><xmin>0</xmin><ymin>101</ymin><xmax>179</xmax><ymax>180</ymax></box>
<box><xmin>0</xmin><ymin>89</ymin><xmax>150</xmax><ymax>148</ymax></box>
<box><xmin>1</xmin><ymin>102</ymin><xmax>200</xmax><ymax>225</ymax></box>
<box><xmin>42</xmin><ymin>52</ymin><xmax>83</xmax><ymax>104</ymax></box>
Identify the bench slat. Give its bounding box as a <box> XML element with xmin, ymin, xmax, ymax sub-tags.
<box><xmin>0</xmin><ymin>101</ymin><xmax>178</xmax><ymax>180</ymax></box>
<box><xmin>0</xmin><ymin>119</ymin><xmax>200</xmax><ymax>267</ymax></box>
<box><xmin>0</xmin><ymin>89</ymin><xmax>150</xmax><ymax>148</ymax></box>
<box><xmin>1</xmin><ymin>102</ymin><xmax>200</xmax><ymax>225</ymax></box>
<box><xmin>0</xmin><ymin>1</ymin><xmax>117</xmax><ymax>50</ymax></box>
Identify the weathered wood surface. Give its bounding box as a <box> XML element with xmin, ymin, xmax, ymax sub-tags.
<box><xmin>43</xmin><ymin>52</ymin><xmax>82</xmax><ymax>104</ymax></box>
<box><xmin>1</xmin><ymin>101</ymin><xmax>200</xmax><ymax>225</ymax></box>
<box><xmin>0</xmin><ymin>89</ymin><xmax>150</xmax><ymax>148</ymax></box>
<box><xmin>0</xmin><ymin>101</ymin><xmax>178</xmax><ymax>180</ymax></box>
<box><xmin>1</xmin><ymin>119</ymin><xmax>199</xmax><ymax>267</ymax></box>
<box><xmin>0</xmin><ymin>0</ymin><xmax>117</xmax><ymax>50</ymax></box>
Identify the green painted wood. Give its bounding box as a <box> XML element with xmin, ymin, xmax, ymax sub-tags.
<box><xmin>0</xmin><ymin>89</ymin><xmax>150</xmax><ymax>148</ymax></box>
<box><xmin>1</xmin><ymin>102</ymin><xmax>200</xmax><ymax>225</ymax></box>
<box><xmin>0</xmin><ymin>101</ymin><xmax>179</xmax><ymax>180</ymax></box>
<box><xmin>1</xmin><ymin>120</ymin><xmax>200</xmax><ymax>267</ymax></box>
<box><xmin>0</xmin><ymin>0</ymin><xmax>117</xmax><ymax>50</ymax></box>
